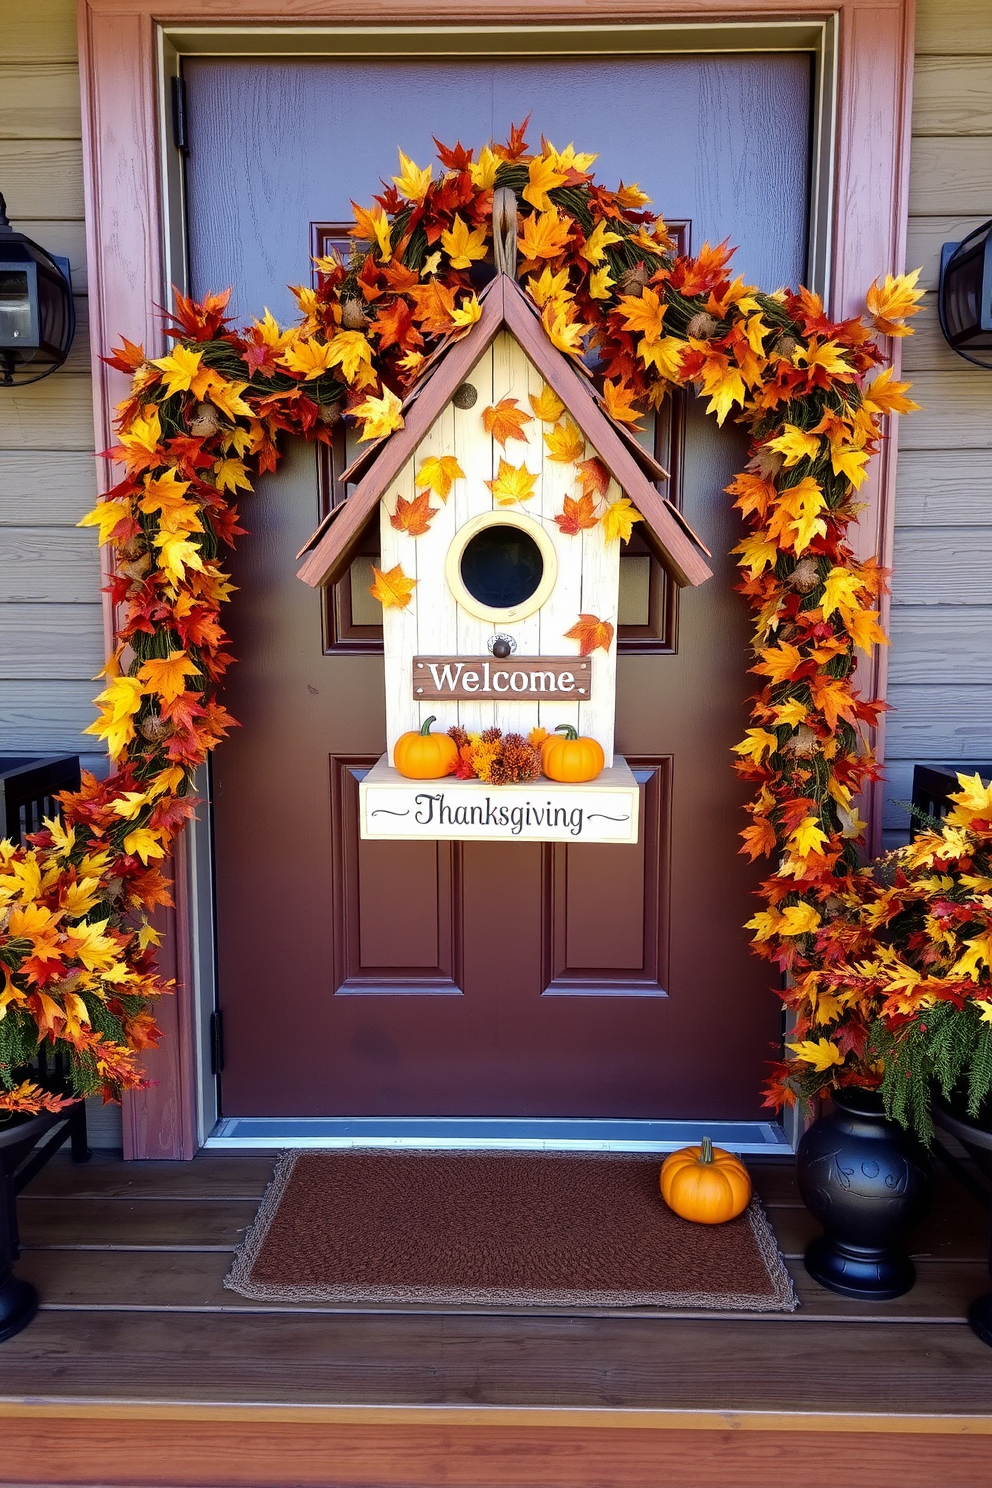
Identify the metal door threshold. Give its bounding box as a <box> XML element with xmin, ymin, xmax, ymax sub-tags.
<box><xmin>205</xmin><ymin>1116</ymin><xmax>792</xmax><ymax>1154</ymax></box>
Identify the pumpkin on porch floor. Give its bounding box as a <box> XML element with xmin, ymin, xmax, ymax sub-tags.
<box><xmin>660</xmin><ymin>1138</ymin><xmax>753</xmax><ymax>1225</ymax></box>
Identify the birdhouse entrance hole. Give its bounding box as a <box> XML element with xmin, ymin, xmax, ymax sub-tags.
<box><xmin>444</xmin><ymin>510</ymin><xmax>558</xmax><ymax>624</ymax></box>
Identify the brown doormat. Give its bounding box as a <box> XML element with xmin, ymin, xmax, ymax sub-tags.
<box><xmin>226</xmin><ymin>1150</ymin><xmax>797</xmax><ymax>1312</ymax></box>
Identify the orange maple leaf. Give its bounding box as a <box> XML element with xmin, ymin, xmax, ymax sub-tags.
<box><xmin>601</xmin><ymin>379</ymin><xmax>644</xmax><ymax>429</ymax></box>
<box><xmin>517</xmin><ymin>207</ymin><xmax>574</xmax><ymax>265</ymax></box>
<box><xmin>369</xmin><ymin>563</ymin><xmax>417</xmax><ymax>609</ymax></box>
<box><xmin>390</xmin><ymin>491</ymin><xmax>436</xmax><ymax>537</ymax></box>
<box><xmin>575</xmin><ymin>457</ymin><xmax>610</xmax><ymax>500</ymax></box>
<box><xmin>482</xmin><ymin>397</ymin><xmax>533</xmax><ymax>448</ymax></box>
<box><xmin>137</xmin><ymin>650</ymin><xmax>201</xmax><ymax>705</ymax></box>
<box><xmin>565</xmin><ymin>613</ymin><xmax>615</xmax><ymax>655</ymax></box>
<box><xmin>554</xmin><ymin>493</ymin><xmax>599</xmax><ymax>535</ymax></box>
<box><xmin>409</xmin><ymin>280</ymin><xmax>456</xmax><ymax>335</ymax></box>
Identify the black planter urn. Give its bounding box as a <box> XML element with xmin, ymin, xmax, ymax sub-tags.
<box><xmin>797</xmin><ymin>1087</ymin><xmax>931</xmax><ymax>1300</ymax></box>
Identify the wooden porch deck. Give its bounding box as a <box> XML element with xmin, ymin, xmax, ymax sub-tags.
<box><xmin>1</xmin><ymin>1151</ymin><xmax>991</xmax><ymax>1488</ymax></box>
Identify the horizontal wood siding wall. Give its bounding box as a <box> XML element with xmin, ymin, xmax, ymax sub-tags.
<box><xmin>884</xmin><ymin>0</ymin><xmax>992</xmax><ymax>846</ymax></box>
<box><xmin>1</xmin><ymin>0</ymin><xmax>122</xmax><ymax>1146</ymax></box>
<box><xmin>0</xmin><ymin>0</ymin><xmax>105</xmax><ymax>769</ymax></box>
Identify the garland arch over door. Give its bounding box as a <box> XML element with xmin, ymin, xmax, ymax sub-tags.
<box><xmin>79</xmin><ymin>0</ymin><xmax>916</xmax><ymax>1154</ymax></box>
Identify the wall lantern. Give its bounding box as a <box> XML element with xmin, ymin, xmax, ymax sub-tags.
<box><xmin>938</xmin><ymin>220</ymin><xmax>992</xmax><ymax>369</ymax></box>
<box><xmin>0</xmin><ymin>193</ymin><xmax>76</xmax><ymax>387</ymax></box>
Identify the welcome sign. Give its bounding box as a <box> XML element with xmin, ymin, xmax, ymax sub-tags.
<box><xmin>359</xmin><ymin>757</ymin><xmax>640</xmax><ymax>844</ymax></box>
<box><xmin>413</xmin><ymin>656</ymin><xmax>592</xmax><ymax>701</ymax></box>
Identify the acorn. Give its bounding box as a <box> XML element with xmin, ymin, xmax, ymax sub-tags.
<box><xmin>786</xmin><ymin>557</ymin><xmax>820</xmax><ymax>594</ymax></box>
<box><xmin>618</xmin><ymin>263</ymin><xmax>650</xmax><ymax>298</ymax></box>
<box><xmin>775</xmin><ymin>334</ymin><xmax>798</xmax><ymax>360</ymax></box>
<box><xmin>340</xmin><ymin>296</ymin><xmax>369</xmax><ymax>330</ymax></box>
<box><xmin>783</xmin><ymin>725</ymin><xmax>819</xmax><ymax>759</ymax></box>
<box><xmin>189</xmin><ymin>402</ymin><xmax>221</xmax><ymax>437</ymax></box>
<box><xmin>318</xmin><ymin>400</ymin><xmax>343</xmax><ymax>427</ymax></box>
<box><xmin>686</xmin><ymin>311</ymin><xmax>719</xmax><ymax>340</ymax></box>
<box><xmin>139</xmin><ymin>711</ymin><xmax>173</xmax><ymax>744</ymax></box>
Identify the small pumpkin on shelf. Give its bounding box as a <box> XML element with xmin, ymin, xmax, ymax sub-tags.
<box><xmin>541</xmin><ymin>724</ymin><xmax>605</xmax><ymax>783</ymax></box>
<box><xmin>659</xmin><ymin>1138</ymin><xmax>752</xmax><ymax>1225</ymax></box>
<box><xmin>392</xmin><ymin>717</ymin><xmax>459</xmax><ymax>780</ymax></box>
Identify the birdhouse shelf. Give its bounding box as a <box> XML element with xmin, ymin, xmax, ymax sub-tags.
<box><xmin>297</xmin><ymin>273</ymin><xmax>712</xmax><ymax>843</ymax></box>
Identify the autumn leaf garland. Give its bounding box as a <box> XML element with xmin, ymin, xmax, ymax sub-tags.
<box><xmin>0</xmin><ymin>125</ymin><xmax>923</xmax><ymax>1115</ymax></box>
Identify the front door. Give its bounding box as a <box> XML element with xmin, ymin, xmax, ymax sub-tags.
<box><xmin>182</xmin><ymin>53</ymin><xmax>812</xmax><ymax>1120</ymax></box>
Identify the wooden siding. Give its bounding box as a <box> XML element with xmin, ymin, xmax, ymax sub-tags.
<box><xmin>883</xmin><ymin>0</ymin><xmax>992</xmax><ymax>852</ymax></box>
<box><xmin>0</xmin><ymin>0</ymin><xmax>102</xmax><ymax>774</ymax></box>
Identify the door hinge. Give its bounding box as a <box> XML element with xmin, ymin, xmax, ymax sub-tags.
<box><xmin>209</xmin><ymin>1009</ymin><xmax>225</xmax><ymax>1075</ymax></box>
<box><xmin>171</xmin><ymin>75</ymin><xmax>189</xmax><ymax>154</ymax></box>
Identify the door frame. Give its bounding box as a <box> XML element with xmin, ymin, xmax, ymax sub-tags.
<box><xmin>77</xmin><ymin>0</ymin><xmax>915</xmax><ymax>1158</ymax></box>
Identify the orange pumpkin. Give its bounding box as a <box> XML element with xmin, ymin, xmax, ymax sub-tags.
<box><xmin>392</xmin><ymin>717</ymin><xmax>459</xmax><ymax>779</ymax></box>
<box><xmin>659</xmin><ymin>1138</ymin><xmax>752</xmax><ymax>1225</ymax></box>
<box><xmin>541</xmin><ymin>725</ymin><xmax>605</xmax><ymax>783</ymax></box>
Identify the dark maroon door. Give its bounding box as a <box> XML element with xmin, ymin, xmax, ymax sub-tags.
<box><xmin>182</xmin><ymin>54</ymin><xmax>812</xmax><ymax>1119</ymax></box>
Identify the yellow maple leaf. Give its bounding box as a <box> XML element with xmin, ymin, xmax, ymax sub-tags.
<box><xmin>639</xmin><ymin>336</ymin><xmax>686</xmax><ymax>381</ymax></box>
<box><xmin>325</xmin><ymin>331</ymin><xmax>375</xmax><ymax>388</ymax></box>
<box><xmin>469</xmin><ymin>145</ymin><xmax>500</xmax><ymax>191</ymax></box>
<box><xmin>861</xmin><ymin>365</ymin><xmax>920</xmax><ymax>417</ymax></box>
<box><xmin>698</xmin><ymin>360</ymin><xmax>747</xmax><ymax>426</ymax></box>
<box><xmin>440</xmin><ymin>213</ymin><xmax>488</xmax><ymax>269</ymax></box>
<box><xmin>526</xmin><ymin>265</ymin><xmax>573</xmax><ymax>309</ymax></box>
<box><xmin>352</xmin><ymin>387</ymin><xmax>404</xmax><ymax>442</ymax></box>
<box><xmin>152</xmin><ymin>343</ymin><xmax>213</xmax><ymax>399</ymax></box>
<box><xmin>122</xmin><ymin>827</ymin><xmax>167</xmax><ymax>865</ymax></box>
<box><xmin>767</xmin><ymin>477</ymin><xmax>826</xmax><ymax>555</ymax></box>
<box><xmin>766</xmin><ymin>425</ymin><xmax>821</xmax><ymax>468</ymax></box>
<box><xmin>117</xmin><ymin>407</ymin><xmax>162</xmax><ymax>464</ymax></box>
<box><xmin>601</xmin><ymin>497</ymin><xmax>643</xmax><ymax>544</ymax></box>
<box><xmin>280</xmin><ymin>337</ymin><xmax>337</xmax><ymax>380</ymax></box>
<box><xmin>732</xmin><ymin>728</ymin><xmax>779</xmax><ymax>765</ymax></box>
<box><xmin>616</xmin><ymin>181</ymin><xmax>651</xmax><ymax>209</ymax></box>
<box><xmin>847</xmin><ymin>607</ymin><xmax>888</xmax><ymax>655</ymax></box>
<box><xmin>579</xmin><ymin>219</ymin><xmax>623</xmax><ymax>265</ymax></box>
<box><xmin>789</xmin><ymin>816</ymin><xmax>831</xmax><ymax>858</ymax></box>
<box><xmin>485</xmin><ymin>459</ymin><xmax>538</xmax><ymax>505</ymax></box>
<box><xmin>79</xmin><ymin>500</ymin><xmax>129</xmax><ymax>546</ymax></box>
<box><xmin>529</xmin><ymin>385</ymin><xmax>565</xmax><ymax>423</ymax></box>
<box><xmin>518</xmin><ymin>207</ymin><xmax>574</xmax><ymax>263</ymax></box>
<box><xmin>773</xmin><ymin>699</ymin><xmax>809</xmax><ymax>728</ymax></box>
<box><xmin>787</xmin><ymin>1038</ymin><xmax>844</xmax><ymax>1073</ymax></box>
<box><xmin>618</xmin><ymin>286</ymin><xmax>666</xmax><ymax>341</ymax></box>
<box><xmin>545</xmin><ymin>141</ymin><xmax>598</xmax><ymax>175</ymax></box>
<box><xmin>351</xmin><ymin>201</ymin><xmax>392</xmax><ymax>262</ymax></box>
<box><xmin>155</xmin><ymin>531</ymin><xmax>205</xmax><ymax>586</ymax></box>
<box><xmin>524</xmin><ymin>154</ymin><xmax>568</xmax><ymax>212</ymax></box>
<box><xmin>109</xmin><ymin>791</ymin><xmax>152</xmax><ymax>822</ymax></box>
<box><xmin>733</xmin><ymin>533</ymin><xmax>779</xmax><ymax>578</ymax></box>
<box><xmin>796</xmin><ymin>340</ymin><xmax>855</xmax><ymax>377</ymax></box>
<box><xmin>778</xmin><ymin>902</ymin><xmax>823</xmax><ymax>937</ymax></box>
<box><xmin>213</xmin><ymin>457</ymin><xmax>252</xmax><ymax>494</ymax></box>
<box><xmin>450</xmin><ymin>294</ymin><xmax>482</xmax><ymax>332</ymax></box>
<box><xmin>392</xmin><ymin>150</ymin><xmax>433</xmax><ymax>202</ymax></box>
<box><xmin>543</xmin><ymin>419</ymin><xmax>585</xmax><ymax>464</ymax></box>
<box><xmin>138</xmin><ymin>650</ymin><xmax>201</xmax><ymax>704</ymax></box>
<box><xmin>84</xmin><ymin>675</ymin><xmax>145</xmax><ymax>759</ymax></box>
<box><xmin>820</xmin><ymin>567</ymin><xmax>863</xmax><ymax>619</ymax></box>
<box><xmin>866</xmin><ymin>268</ymin><xmax>924</xmax><ymax>336</ymax></box>
<box><xmin>62</xmin><ymin>878</ymin><xmax>103</xmax><ymax>920</ymax></box>
<box><xmin>587</xmin><ymin>265</ymin><xmax>614</xmax><ymax>301</ymax></box>
<box><xmin>369</xmin><ymin>563</ymin><xmax>417</xmax><ymax>609</ymax></box>
<box><xmin>948</xmin><ymin>772</ymin><xmax>992</xmax><ymax>826</ymax></box>
<box><xmin>204</xmin><ymin>376</ymin><xmax>254</xmax><ymax>422</ymax></box>
<box><xmin>415</xmin><ymin>455</ymin><xmax>464</xmax><ymax>501</ymax></box>
<box><xmin>542</xmin><ymin>302</ymin><xmax>588</xmax><ymax>358</ymax></box>
<box><xmin>830</xmin><ymin>443</ymin><xmax>871</xmax><ymax>489</ymax></box>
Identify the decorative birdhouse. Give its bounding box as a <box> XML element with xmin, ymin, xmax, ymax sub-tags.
<box><xmin>298</xmin><ymin>273</ymin><xmax>711</xmax><ymax>842</ymax></box>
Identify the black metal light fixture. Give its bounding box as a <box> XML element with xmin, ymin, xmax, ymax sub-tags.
<box><xmin>938</xmin><ymin>219</ymin><xmax>992</xmax><ymax>369</ymax></box>
<box><xmin>0</xmin><ymin>193</ymin><xmax>76</xmax><ymax>387</ymax></box>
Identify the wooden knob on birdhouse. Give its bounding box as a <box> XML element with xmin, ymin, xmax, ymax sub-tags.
<box><xmin>491</xmin><ymin>637</ymin><xmax>512</xmax><ymax>659</ymax></box>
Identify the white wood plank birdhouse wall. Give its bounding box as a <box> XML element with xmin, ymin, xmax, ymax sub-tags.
<box><xmin>299</xmin><ymin>274</ymin><xmax>712</xmax><ymax>843</ymax></box>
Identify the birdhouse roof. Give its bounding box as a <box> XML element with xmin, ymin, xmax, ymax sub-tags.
<box><xmin>297</xmin><ymin>274</ymin><xmax>712</xmax><ymax>590</ymax></box>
